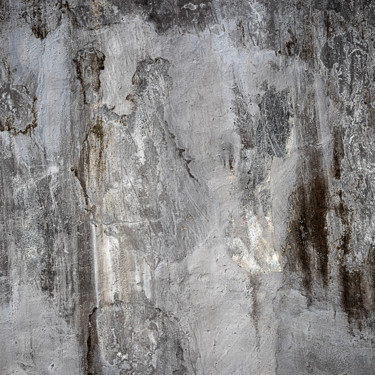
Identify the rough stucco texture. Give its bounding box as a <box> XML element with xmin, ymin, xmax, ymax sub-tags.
<box><xmin>1</xmin><ymin>0</ymin><xmax>375</xmax><ymax>374</ymax></box>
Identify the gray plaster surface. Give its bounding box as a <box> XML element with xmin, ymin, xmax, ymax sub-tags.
<box><xmin>1</xmin><ymin>1</ymin><xmax>375</xmax><ymax>374</ymax></box>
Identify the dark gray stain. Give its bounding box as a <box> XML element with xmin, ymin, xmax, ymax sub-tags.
<box><xmin>349</xmin><ymin>48</ymin><xmax>368</xmax><ymax>97</ymax></box>
<box><xmin>86</xmin><ymin>306</ymin><xmax>99</xmax><ymax>375</ymax></box>
<box><xmin>75</xmin><ymin>216</ymin><xmax>98</xmax><ymax>370</ymax></box>
<box><xmin>76</xmin><ymin>220</ymin><xmax>95</xmax><ymax>305</ymax></box>
<box><xmin>72</xmin><ymin>3</ymin><xmax>119</xmax><ymax>30</ymax></box>
<box><xmin>257</xmin><ymin>0</ymin><xmax>279</xmax><ymax>51</ymax></box>
<box><xmin>312</xmin><ymin>0</ymin><xmax>356</xmax><ymax>21</ymax></box>
<box><xmin>368</xmin><ymin>4</ymin><xmax>375</xmax><ymax>28</ymax></box>
<box><xmin>284</xmin><ymin>29</ymin><xmax>297</xmax><ymax>57</ymax></box>
<box><xmin>287</xmin><ymin>174</ymin><xmax>329</xmax><ymax>302</ymax></box>
<box><xmin>0</xmin><ymin>82</ymin><xmax>38</xmax><ymax>136</ymax></box>
<box><xmin>232</xmin><ymin>83</ymin><xmax>287</xmax><ymax>214</ymax></box>
<box><xmin>0</xmin><ymin>101</ymin><xmax>38</xmax><ymax>136</ymax></box>
<box><xmin>131</xmin><ymin>57</ymin><xmax>170</xmax><ymax>97</ymax></box>
<box><xmin>365</xmin><ymin>88</ymin><xmax>375</xmax><ymax>128</ymax></box>
<box><xmin>284</xmin><ymin>73</ymin><xmax>375</xmax><ymax>330</ymax></box>
<box><xmin>38</xmin><ymin>209</ymin><xmax>57</xmax><ymax>298</ymax></box>
<box><xmin>0</xmin><ymin>151</ymin><xmax>16</xmax><ymax>306</ymax></box>
<box><xmin>35</xmin><ymin>173</ymin><xmax>77</xmax><ymax>300</ymax></box>
<box><xmin>256</xmin><ymin>85</ymin><xmax>293</xmax><ymax>158</ymax></box>
<box><xmin>220</xmin><ymin>142</ymin><xmax>234</xmax><ymax>170</ymax></box>
<box><xmin>74</xmin><ymin>48</ymin><xmax>105</xmax><ymax>104</ymax></box>
<box><xmin>320</xmin><ymin>36</ymin><xmax>345</xmax><ymax>70</ymax></box>
<box><xmin>173</xmin><ymin>339</ymin><xmax>188</xmax><ymax>375</ymax></box>
<box><xmin>72</xmin><ymin>0</ymin><xmax>216</xmax><ymax>33</ymax></box>
<box><xmin>332</xmin><ymin>128</ymin><xmax>344</xmax><ymax>179</ymax></box>
<box><xmin>28</xmin><ymin>4</ymin><xmax>49</xmax><ymax>39</ymax></box>
<box><xmin>231</xmin><ymin>84</ymin><xmax>266</xmax><ymax>209</ymax></box>
<box><xmin>285</xmin><ymin>88</ymin><xmax>329</xmax><ymax>304</ymax></box>
<box><xmin>148</xmin><ymin>0</ymin><xmax>216</xmax><ymax>33</ymax></box>
<box><xmin>19</xmin><ymin>1</ymin><xmax>63</xmax><ymax>40</ymax></box>
<box><xmin>249</xmin><ymin>274</ymin><xmax>260</xmax><ymax>347</ymax></box>
<box><xmin>275</xmin><ymin>24</ymin><xmax>315</xmax><ymax>64</ymax></box>
<box><xmin>257</xmin><ymin>0</ymin><xmax>374</xmax><ymax>67</ymax></box>
<box><xmin>335</xmin><ymin>191</ymin><xmax>375</xmax><ymax>331</ymax></box>
<box><xmin>258</xmin><ymin>0</ymin><xmax>315</xmax><ymax>61</ymax></box>
<box><xmin>232</xmin><ymin>85</ymin><xmax>254</xmax><ymax>150</ymax></box>
<box><xmin>321</xmin><ymin>32</ymin><xmax>370</xmax><ymax>99</ymax></box>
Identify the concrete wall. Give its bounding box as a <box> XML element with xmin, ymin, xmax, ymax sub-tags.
<box><xmin>1</xmin><ymin>1</ymin><xmax>375</xmax><ymax>374</ymax></box>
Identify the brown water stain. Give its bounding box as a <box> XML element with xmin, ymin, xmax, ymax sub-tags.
<box><xmin>287</xmin><ymin>173</ymin><xmax>329</xmax><ymax>302</ymax></box>
<box><xmin>334</xmin><ymin>191</ymin><xmax>375</xmax><ymax>329</ymax></box>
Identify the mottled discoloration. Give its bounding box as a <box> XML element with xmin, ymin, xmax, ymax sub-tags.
<box><xmin>2</xmin><ymin>0</ymin><xmax>375</xmax><ymax>374</ymax></box>
<box><xmin>232</xmin><ymin>85</ymin><xmax>254</xmax><ymax>150</ymax></box>
<box><xmin>335</xmin><ymin>190</ymin><xmax>375</xmax><ymax>330</ymax></box>
<box><xmin>69</xmin><ymin>0</ymin><xmax>217</xmax><ymax>33</ymax></box>
<box><xmin>74</xmin><ymin>48</ymin><xmax>105</xmax><ymax>104</ymax></box>
<box><xmin>90</xmin><ymin>301</ymin><xmax>196</xmax><ymax>374</ymax></box>
<box><xmin>320</xmin><ymin>35</ymin><xmax>346</xmax><ymax>70</ymax></box>
<box><xmin>21</xmin><ymin>1</ymin><xmax>62</xmax><ymax>39</ymax></box>
<box><xmin>256</xmin><ymin>84</ymin><xmax>293</xmax><ymax>158</ymax></box>
<box><xmin>284</xmin><ymin>81</ymin><xmax>330</xmax><ymax>305</ymax></box>
<box><xmin>86</xmin><ymin>307</ymin><xmax>99</xmax><ymax>375</ymax></box>
<box><xmin>130</xmin><ymin>57</ymin><xmax>171</xmax><ymax>96</ymax></box>
<box><xmin>0</xmin><ymin>79</ymin><xmax>38</xmax><ymax>135</ymax></box>
<box><xmin>72</xmin><ymin>117</ymin><xmax>107</xmax><ymax>208</ymax></box>
<box><xmin>0</xmin><ymin>151</ymin><xmax>16</xmax><ymax>306</ymax></box>
<box><xmin>148</xmin><ymin>0</ymin><xmax>217</xmax><ymax>33</ymax></box>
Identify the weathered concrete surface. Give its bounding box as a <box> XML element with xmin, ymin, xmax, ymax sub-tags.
<box><xmin>1</xmin><ymin>1</ymin><xmax>375</xmax><ymax>374</ymax></box>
